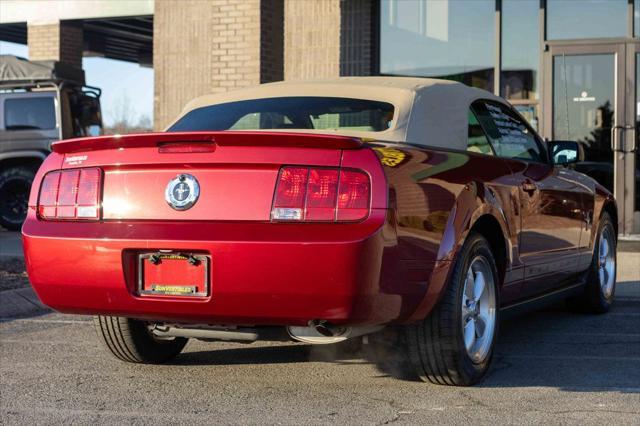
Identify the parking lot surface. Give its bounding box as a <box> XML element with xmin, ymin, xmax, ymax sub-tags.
<box><xmin>1</xmin><ymin>252</ymin><xmax>639</xmax><ymax>425</ymax></box>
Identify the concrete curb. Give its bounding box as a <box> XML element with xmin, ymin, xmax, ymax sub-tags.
<box><xmin>618</xmin><ymin>239</ymin><xmax>640</xmax><ymax>253</ymax></box>
<box><xmin>0</xmin><ymin>231</ymin><xmax>23</xmax><ymax>259</ymax></box>
<box><xmin>0</xmin><ymin>286</ymin><xmax>50</xmax><ymax>319</ymax></box>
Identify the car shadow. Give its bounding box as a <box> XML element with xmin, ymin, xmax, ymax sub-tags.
<box><xmin>172</xmin><ymin>340</ymin><xmax>370</xmax><ymax>367</ymax></box>
<box><xmin>173</xmin><ymin>344</ymin><xmax>312</xmax><ymax>366</ymax></box>
<box><xmin>170</xmin><ymin>282</ymin><xmax>640</xmax><ymax>392</ymax></box>
<box><xmin>478</xmin><ymin>287</ymin><xmax>640</xmax><ymax>392</ymax></box>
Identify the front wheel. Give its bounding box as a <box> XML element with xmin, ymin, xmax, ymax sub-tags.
<box><xmin>404</xmin><ymin>233</ymin><xmax>500</xmax><ymax>386</ymax></box>
<box><xmin>94</xmin><ymin>316</ymin><xmax>188</xmax><ymax>363</ymax></box>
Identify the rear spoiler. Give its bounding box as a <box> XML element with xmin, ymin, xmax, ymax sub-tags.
<box><xmin>51</xmin><ymin>131</ymin><xmax>364</xmax><ymax>154</ymax></box>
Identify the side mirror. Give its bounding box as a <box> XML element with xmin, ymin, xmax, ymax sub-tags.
<box><xmin>548</xmin><ymin>140</ymin><xmax>582</xmax><ymax>166</ymax></box>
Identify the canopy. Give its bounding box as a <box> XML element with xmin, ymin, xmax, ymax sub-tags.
<box><xmin>0</xmin><ymin>54</ymin><xmax>85</xmax><ymax>85</ymax></box>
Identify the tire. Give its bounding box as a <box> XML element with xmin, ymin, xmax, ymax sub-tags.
<box><xmin>403</xmin><ymin>233</ymin><xmax>500</xmax><ymax>386</ymax></box>
<box><xmin>567</xmin><ymin>212</ymin><xmax>617</xmax><ymax>314</ymax></box>
<box><xmin>0</xmin><ymin>165</ymin><xmax>36</xmax><ymax>231</ymax></box>
<box><xmin>93</xmin><ymin>316</ymin><xmax>188</xmax><ymax>364</ymax></box>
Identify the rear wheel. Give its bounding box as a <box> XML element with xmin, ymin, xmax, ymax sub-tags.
<box><xmin>404</xmin><ymin>233</ymin><xmax>500</xmax><ymax>386</ymax></box>
<box><xmin>94</xmin><ymin>316</ymin><xmax>188</xmax><ymax>363</ymax></box>
<box><xmin>0</xmin><ymin>165</ymin><xmax>36</xmax><ymax>231</ymax></box>
<box><xmin>567</xmin><ymin>212</ymin><xmax>617</xmax><ymax>314</ymax></box>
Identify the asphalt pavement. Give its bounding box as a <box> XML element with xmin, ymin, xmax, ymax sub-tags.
<box><xmin>0</xmin><ymin>237</ymin><xmax>639</xmax><ymax>424</ymax></box>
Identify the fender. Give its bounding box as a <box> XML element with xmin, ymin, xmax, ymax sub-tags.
<box><xmin>589</xmin><ymin>183</ymin><xmax>618</xmax><ymax>253</ymax></box>
<box><xmin>436</xmin><ymin>181</ymin><xmax>512</xmax><ymax>265</ymax></box>
<box><xmin>405</xmin><ymin>181</ymin><xmax>512</xmax><ymax>323</ymax></box>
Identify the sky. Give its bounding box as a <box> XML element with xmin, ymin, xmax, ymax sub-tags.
<box><xmin>0</xmin><ymin>41</ymin><xmax>154</xmax><ymax>127</ymax></box>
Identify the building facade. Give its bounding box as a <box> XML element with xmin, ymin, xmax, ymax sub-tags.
<box><xmin>153</xmin><ymin>0</ymin><xmax>640</xmax><ymax>235</ymax></box>
<box><xmin>1</xmin><ymin>0</ymin><xmax>638</xmax><ymax>235</ymax></box>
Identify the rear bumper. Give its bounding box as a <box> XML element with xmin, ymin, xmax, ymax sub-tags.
<box><xmin>22</xmin><ymin>209</ymin><xmax>408</xmax><ymax>326</ymax></box>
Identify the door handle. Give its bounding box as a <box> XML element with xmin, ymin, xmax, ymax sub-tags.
<box><xmin>521</xmin><ymin>181</ymin><xmax>538</xmax><ymax>193</ymax></box>
<box><xmin>611</xmin><ymin>126</ymin><xmax>623</xmax><ymax>151</ymax></box>
<box><xmin>610</xmin><ymin>125</ymin><xmax>635</xmax><ymax>152</ymax></box>
<box><xmin>627</xmin><ymin>127</ymin><xmax>637</xmax><ymax>153</ymax></box>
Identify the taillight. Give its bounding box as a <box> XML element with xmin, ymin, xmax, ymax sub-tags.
<box><xmin>271</xmin><ymin>166</ymin><xmax>370</xmax><ymax>222</ymax></box>
<box><xmin>337</xmin><ymin>170</ymin><xmax>370</xmax><ymax>221</ymax></box>
<box><xmin>37</xmin><ymin>167</ymin><xmax>102</xmax><ymax>220</ymax></box>
<box><xmin>272</xmin><ymin>167</ymin><xmax>308</xmax><ymax>221</ymax></box>
<box><xmin>38</xmin><ymin>172</ymin><xmax>60</xmax><ymax>219</ymax></box>
<box><xmin>306</xmin><ymin>169</ymin><xmax>339</xmax><ymax>221</ymax></box>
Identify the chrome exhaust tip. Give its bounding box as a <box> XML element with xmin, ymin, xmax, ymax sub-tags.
<box><xmin>310</xmin><ymin>319</ymin><xmax>339</xmax><ymax>337</ymax></box>
<box><xmin>287</xmin><ymin>321</ymin><xmax>384</xmax><ymax>344</ymax></box>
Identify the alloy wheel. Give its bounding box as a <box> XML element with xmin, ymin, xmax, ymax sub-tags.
<box><xmin>461</xmin><ymin>255</ymin><xmax>497</xmax><ymax>364</ymax></box>
<box><xmin>598</xmin><ymin>225</ymin><xmax>616</xmax><ymax>298</ymax></box>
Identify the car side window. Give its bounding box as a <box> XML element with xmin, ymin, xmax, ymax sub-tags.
<box><xmin>467</xmin><ymin>109</ymin><xmax>495</xmax><ymax>155</ymax></box>
<box><xmin>4</xmin><ymin>97</ymin><xmax>56</xmax><ymax>130</ymax></box>
<box><xmin>472</xmin><ymin>101</ymin><xmax>546</xmax><ymax>163</ymax></box>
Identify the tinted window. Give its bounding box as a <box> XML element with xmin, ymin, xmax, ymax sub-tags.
<box><xmin>547</xmin><ymin>0</ymin><xmax>627</xmax><ymax>40</ymax></box>
<box><xmin>636</xmin><ymin>0</ymin><xmax>640</xmax><ymax>38</ymax></box>
<box><xmin>501</xmin><ymin>0</ymin><xmax>539</xmax><ymax>103</ymax></box>
<box><xmin>169</xmin><ymin>97</ymin><xmax>395</xmax><ymax>133</ymax></box>
<box><xmin>467</xmin><ymin>109</ymin><xmax>494</xmax><ymax>155</ymax></box>
<box><xmin>380</xmin><ymin>0</ymin><xmax>495</xmax><ymax>92</ymax></box>
<box><xmin>4</xmin><ymin>97</ymin><xmax>56</xmax><ymax>130</ymax></box>
<box><xmin>472</xmin><ymin>101</ymin><xmax>545</xmax><ymax>163</ymax></box>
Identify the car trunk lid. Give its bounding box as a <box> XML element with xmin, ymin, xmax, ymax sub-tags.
<box><xmin>55</xmin><ymin>132</ymin><xmax>363</xmax><ymax>222</ymax></box>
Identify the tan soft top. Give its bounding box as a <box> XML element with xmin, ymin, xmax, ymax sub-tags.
<box><xmin>173</xmin><ymin>77</ymin><xmax>506</xmax><ymax>151</ymax></box>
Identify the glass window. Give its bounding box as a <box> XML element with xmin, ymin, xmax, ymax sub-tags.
<box><xmin>169</xmin><ymin>97</ymin><xmax>395</xmax><ymax>132</ymax></box>
<box><xmin>552</xmin><ymin>53</ymin><xmax>615</xmax><ymax>169</ymax></box>
<box><xmin>380</xmin><ymin>0</ymin><xmax>495</xmax><ymax>92</ymax></box>
<box><xmin>633</xmin><ymin>0</ymin><xmax>640</xmax><ymax>37</ymax></box>
<box><xmin>635</xmin><ymin>53</ymin><xmax>640</xmax><ymax>220</ymax></box>
<box><xmin>547</xmin><ymin>0</ymin><xmax>628</xmax><ymax>40</ymax></box>
<box><xmin>636</xmin><ymin>0</ymin><xmax>640</xmax><ymax>37</ymax></box>
<box><xmin>501</xmin><ymin>0</ymin><xmax>539</xmax><ymax>102</ymax></box>
<box><xmin>472</xmin><ymin>101</ymin><xmax>545</xmax><ymax>163</ymax></box>
<box><xmin>4</xmin><ymin>97</ymin><xmax>56</xmax><ymax>130</ymax></box>
<box><xmin>467</xmin><ymin>109</ymin><xmax>494</xmax><ymax>155</ymax></box>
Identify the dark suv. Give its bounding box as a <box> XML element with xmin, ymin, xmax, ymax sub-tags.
<box><xmin>0</xmin><ymin>55</ymin><xmax>102</xmax><ymax>230</ymax></box>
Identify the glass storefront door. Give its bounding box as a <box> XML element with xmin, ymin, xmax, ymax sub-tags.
<box><xmin>629</xmin><ymin>47</ymin><xmax>640</xmax><ymax>234</ymax></box>
<box><xmin>544</xmin><ymin>41</ymin><xmax>640</xmax><ymax>236</ymax></box>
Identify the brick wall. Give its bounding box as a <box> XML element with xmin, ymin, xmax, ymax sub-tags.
<box><xmin>154</xmin><ymin>0</ymin><xmax>375</xmax><ymax>128</ymax></box>
<box><xmin>28</xmin><ymin>22</ymin><xmax>83</xmax><ymax>68</ymax></box>
<box><xmin>154</xmin><ymin>0</ymin><xmax>284</xmax><ymax>130</ymax></box>
<box><xmin>210</xmin><ymin>0</ymin><xmax>262</xmax><ymax>94</ymax></box>
<box><xmin>154</xmin><ymin>0</ymin><xmax>215</xmax><ymax>130</ymax></box>
<box><xmin>284</xmin><ymin>0</ymin><xmax>341</xmax><ymax>80</ymax></box>
<box><xmin>283</xmin><ymin>0</ymin><xmax>377</xmax><ymax>80</ymax></box>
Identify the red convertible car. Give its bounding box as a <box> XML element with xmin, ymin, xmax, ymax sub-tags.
<box><xmin>23</xmin><ymin>78</ymin><xmax>617</xmax><ymax>386</ymax></box>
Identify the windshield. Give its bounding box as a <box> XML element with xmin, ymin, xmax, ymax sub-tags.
<box><xmin>168</xmin><ymin>97</ymin><xmax>395</xmax><ymax>133</ymax></box>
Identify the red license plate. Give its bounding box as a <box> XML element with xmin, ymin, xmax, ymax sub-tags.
<box><xmin>138</xmin><ymin>252</ymin><xmax>209</xmax><ymax>297</ymax></box>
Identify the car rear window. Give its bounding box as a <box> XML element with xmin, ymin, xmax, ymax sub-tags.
<box><xmin>168</xmin><ymin>97</ymin><xmax>395</xmax><ymax>133</ymax></box>
<box><xmin>4</xmin><ymin>96</ymin><xmax>56</xmax><ymax>130</ymax></box>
